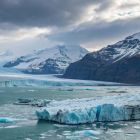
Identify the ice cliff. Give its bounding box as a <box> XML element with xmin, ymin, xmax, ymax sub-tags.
<box><xmin>0</xmin><ymin>74</ymin><xmax>123</xmax><ymax>87</ymax></box>
<box><xmin>36</xmin><ymin>93</ymin><xmax>140</xmax><ymax>124</ymax></box>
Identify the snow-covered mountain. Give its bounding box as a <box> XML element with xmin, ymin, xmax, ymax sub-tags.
<box><xmin>64</xmin><ymin>32</ymin><xmax>140</xmax><ymax>83</ymax></box>
<box><xmin>91</xmin><ymin>32</ymin><xmax>140</xmax><ymax>62</ymax></box>
<box><xmin>4</xmin><ymin>45</ymin><xmax>88</xmax><ymax>74</ymax></box>
<box><xmin>0</xmin><ymin>50</ymin><xmax>13</xmax><ymax>62</ymax></box>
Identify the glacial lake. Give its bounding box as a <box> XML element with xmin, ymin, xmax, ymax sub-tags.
<box><xmin>0</xmin><ymin>86</ymin><xmax>140</xmax><ymax>140</ymax></box>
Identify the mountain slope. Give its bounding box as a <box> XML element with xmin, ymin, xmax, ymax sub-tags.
<box><xmin>4</xmin><ymin>45</ymin><xmax>88</xmax><ymax>74</ymax></box>
<box><xmin>64</xmin><ymin>32</ymin><xmax>140</xmax><ymax>84</ymax></box>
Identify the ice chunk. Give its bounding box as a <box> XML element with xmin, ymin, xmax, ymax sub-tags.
<box><xmin>18</xmin><ymin>98</ymin><xmax>32</xmax><ymax>103</ymax></box>
<box><xmin>75</xmin><ymin>130</ymin><xmax>101</xmax><ymax>136</ymax></box>
<box><xmin>14</xmin><ymin>98</ymin><xmax>51</xmax><ymax>107</ymax></box>
<box><xmin>36</xmin><ymin>93</ymin><xmax>140</xmax><ymax>124</ymax></box>
<box><xmin>13</xmin><ymin>98</ymin><xmax>32</xmax><ymax>105</ymax></box>
<box><xmin>133</xmin><ymin>126</ymin><xmax>140</xmax><ymax>129</ymax></box>
<box><xmin>31</xmin><ymin>99</ymin><xmax>51</xmax><ymax>107</ymax></box>
<box><xmin>0</xmin><ymin>117</ymin><xmax>14</xmax><ymax>123</ymax></box>
<box><xmin>66</xmin><ymin>130</ymin><xmax>101</xmax><ymax>139</ymax></box>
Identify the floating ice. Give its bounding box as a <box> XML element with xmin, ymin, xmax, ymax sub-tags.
<box><xmin>14</xmin><ymin>98</ymin><xmax>51</xmax><ymax>107</ymax></box>
<box><xmin>133</xmin><ymin>126</ymin><xmax>140</xmax><ymax>129</ymax></box>
<box><xmin>65</xmin><ymin>130</ymin><xmax>101</xmax><ymax>139</ymax></box>
<box><xmin>5</xmin><ymin>125</ymin><xmax>19</xmax><ymax>129</ymax></box>
<box><xmin>36</xmin><ymin>93</ymin><xmax>140</xmax><ymax>124</ymax></box>
<box><xmin>75</xmin><ymin>130</ymin><xmax>101</xmax><ymax>136</ymax></box>
<box><xmin>0</xmin><ymin>117</ymin><xmax>14</xmax><ymax>123</ymax></box>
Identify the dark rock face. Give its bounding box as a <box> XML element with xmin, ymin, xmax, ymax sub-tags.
<box><xmin>25</xmin><ymin>59</ymin><xmax>66</xmax><ymax>74</ymax></box>
<box><xmin>64</xmin><ymin>33</ymin><xmax>140</xmax><ymax>84</ymax></box>
<box><xmin>4</xmin><ymin>58</ymin><xmax>24</xmax><ymax>67</ymax></box>
<box><xmin>3</xmin><ymin>56</ymin><xmax>36</xmax><ymax>68</ymax></box>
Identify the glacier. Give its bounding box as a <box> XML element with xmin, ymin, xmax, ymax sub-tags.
<box><xmin>0</xmin><ymin>73</ymin><xmax>123</xmax><ymax>87</ymax></box>
<box><xmin>36</xmin><ymin>93</ymin><xmax>140</xmax><ymax>124</ymax></box>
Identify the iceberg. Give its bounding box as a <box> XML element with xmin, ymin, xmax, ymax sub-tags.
<box><xmin>36</xmin><ymin>93</ymin><xmax>140</xmax><ymax>124</ymax></box>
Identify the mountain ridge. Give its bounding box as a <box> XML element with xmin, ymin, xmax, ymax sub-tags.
<box><xmin>64</xmin><ymin>32</ymin><xmax>140</xmax><ymax>83</ymax></box>
<box><xmin>4</xmin><ymin>45</ymin><xmax>88</xmax><ymax>74</ymax></box>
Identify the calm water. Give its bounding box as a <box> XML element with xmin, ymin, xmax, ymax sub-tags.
<box><xmin>0</xmin><ymin>86</ymin><xmax>140</xmax><ymax>140</ymax></box>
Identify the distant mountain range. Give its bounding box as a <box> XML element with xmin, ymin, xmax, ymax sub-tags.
<box><xmin>64</xmin><ymin>32</ymin><xmax>140</xmax><ymax>84</ymax></box>
<box><xmin>3</xmin><ymin>45</ymin><xmax>88</xmax><ymax>74</ymax></box>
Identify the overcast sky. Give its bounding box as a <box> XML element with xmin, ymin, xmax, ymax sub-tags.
<box><xmin>0</xmin><ymin>0</ymin><xmax>140</xmax><ymax>53</ymax></box>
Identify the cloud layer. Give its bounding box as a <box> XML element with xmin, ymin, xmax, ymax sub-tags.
<box><xmin>0</xmin><ymin>0</ymin><xmax>101</xmax><ymax>27</ymax></box>
<box><xmin>0</xmin><ymin>0</ymin><xmax>140</xmax><ymax>51</ymax></box>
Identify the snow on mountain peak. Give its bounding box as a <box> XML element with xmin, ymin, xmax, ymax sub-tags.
<box><xmin>0</xmin><ymin>50</ymin><xmax>13</xmax><ymax>57</ymax></box>
<box><xmin>125</xmin><ymin>32</ymin><xmax>140</xmax><ymax>40</ymax></box>
<box><xmin>91</xmin><ymin>32</ymin><xmax>140</xmax><ymax>62</ymax></box>
<box><xmin>3</xmin><ymin>45</ymin><xmax>88</xmax><ymax>74</ymax></box>
<box><xmin>64</xmin><ymin>32</ymin><xmax>140</xmax><ymax>83</ymax></box>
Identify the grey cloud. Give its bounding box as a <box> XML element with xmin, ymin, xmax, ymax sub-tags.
<box><xmin>0</xmin><ymin>0</ymin><xmax>140</xmax><ymax>51</ymax></box>
<box><xmin>119</xmin><ymin>3</ymin><xmax>139</xmax><ymax>9</ymax></box>
<box><xmin>48</xmin><ymin>17</ymin><xmax>140</xmax><ymax>47</ymax></box>
<box><xmin>0</xmin><ymin>0</ymin><xmax>110</xmax><ymax>28</ymax></box>
<box><xmin>95</xmin><ymin>0</ymin><xmax>113</xmax><ymax>12</ymax></box>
